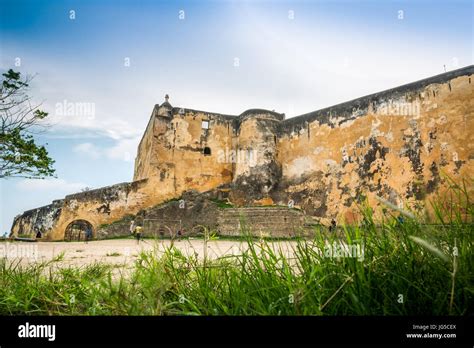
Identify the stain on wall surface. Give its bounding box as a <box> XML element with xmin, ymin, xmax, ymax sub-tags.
<box><xmin>11</xmin><ymin>66</ymin><xmax>474</xmax><ymax>240</ymax></box>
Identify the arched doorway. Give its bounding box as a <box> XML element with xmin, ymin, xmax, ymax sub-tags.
<box><xmin>64</xmin><ymin>220</ymin><xmax>93</xmax><ymax>241</ymax></box>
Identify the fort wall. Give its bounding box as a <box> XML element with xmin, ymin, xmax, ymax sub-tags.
<box><xmin>10</xmin><ymin>66</ymin><xmax>473</xmax><ymax>240</ymax></box>
<box><xmin>275</xmin><ymin>68</ymin><xmax>473</xmax><ymax>222</ymax></box>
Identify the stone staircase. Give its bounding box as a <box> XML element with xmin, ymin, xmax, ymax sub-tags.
<box><xmin>216</xmin><ymin>207</ymin><xmax>313</xmax><ymax>237</ymax></box>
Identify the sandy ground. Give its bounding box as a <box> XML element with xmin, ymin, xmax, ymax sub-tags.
<box><xmin>0</xmin><ymin>238</ymin><xmax>300</xmax><ymax>269</ymax></box>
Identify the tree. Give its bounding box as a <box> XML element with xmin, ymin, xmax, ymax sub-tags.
<box><xmin>0</xmin><ymin>69</ymin><xmax>55</xmax><ymax>178</ymax></box>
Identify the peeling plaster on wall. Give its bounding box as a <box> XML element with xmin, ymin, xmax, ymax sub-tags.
<box><xmin>11</xmin><ymin>66</ymin><xmax>474</xmax><ymax>239</ymax></box>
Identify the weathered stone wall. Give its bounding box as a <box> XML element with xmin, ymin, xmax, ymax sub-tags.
<box><xmin>134</xmin><ymin>105</ymin><xmax>236</xmax><ymax>196</ymax></box>
<box><xmin>11</xmin><ymin>66</ymin><xmax>473</xmax><ymax>240</ymax></box>
<box><xmin>11</xmin><ymin>199</ymin><xmax>63</xmax><ymax>237</ymax></box>
<box><xmin>231</xmin><ymin>111</ymin><xmax>284</xmax><ymax>204</ymax></box>
<box><xmin>95</xmin><ymin>191</ymin><xmax>312</xmax><ymax>239</ymax></box>
<box><xmin>273</xmin><ymin>68</ymin><xmax>473</xmax><ymax>223</ymax></box>
<box><xmin>11</xmin><ymin>180</ymin><xmax>153</xmax><ymax>240</ymax></box>
<box><xmin>133</xmin><ymin>105</ymin><xmax>159</xmax><ymax>181</ymax></box>
<box><xmin>217</xmin><ymin>207</ymin><xmax>310</xmax><ymax>237</ymax></box>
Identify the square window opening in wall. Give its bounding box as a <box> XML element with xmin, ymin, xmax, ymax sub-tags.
<box><xmin>203</xmin><ymin>147</ymin><xmax>211</xmax><ymax>156</ymax></box>
<box><xmin>201</xmin><ymin>120</ymin><xmax>210</xmax><ymax>129</ymax></box>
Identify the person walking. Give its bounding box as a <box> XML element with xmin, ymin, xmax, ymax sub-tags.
<box><xmin>85</xmin><ymin>226</ymin><xmax>93</xmax><ymax>243</ymax></box>
<box><xmin>135</xmin><ymin>224</ymin><xmax>143</xmax><ymax>244</ymax></box>
<box><xmin>129</xmin><ymin>220</ymin><xmax>136</xmax><ymax>235</ymax></box>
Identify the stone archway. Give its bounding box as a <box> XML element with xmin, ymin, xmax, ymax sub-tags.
<box><xmin>64</xmin><ymin>219</ymin><xmax>93</xmax><ymax>241</ymax></box>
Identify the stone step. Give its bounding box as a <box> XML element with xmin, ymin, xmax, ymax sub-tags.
<box><xmin>214</xmin><ymin>207</ymin><xmax>311</xmax><ymax>237</ymax></box>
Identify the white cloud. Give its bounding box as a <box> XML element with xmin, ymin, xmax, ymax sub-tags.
<box><xmin>45</xmin><ymin>110</ymin><xmax>144</xmax><ymax>141</ymax></box>
<box><xmin>104</xmin><ymin>137</ymin><xmax>140</xmax><ymax>162</ymax></box>
<box><xmin>73</xmin><ymin>137</ymin><xmax>140</xmax><ymax>162</ymax></box>
<box><xmin>0</xmin><ymin>56</ymin><xmax>150</xmax><ymax>142</ymax></box>
<box><xmin>73</xmin><ymin>142</ymin><xmax>102</xmax><ymax>159</ymax></box>
<box><xmin>16</xmin><ymin>179</ymin><xmax>88</xmax><ymax>193</ymax></box>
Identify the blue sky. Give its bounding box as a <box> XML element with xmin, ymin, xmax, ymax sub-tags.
<box><xmin>0</xmin><ymin>0</ymin><xmax>473</xmax><ymax>233</ymax></box>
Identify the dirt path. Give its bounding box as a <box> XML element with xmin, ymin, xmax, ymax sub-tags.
<box><xmin>1</xmin><ymin>238</ymin><xmax>299</xmax><ymax>268</ymax></box>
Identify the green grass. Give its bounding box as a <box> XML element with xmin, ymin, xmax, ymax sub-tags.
<box><xmin>0</xmin><ymin>181</ymin><xmax>472</xmax><ymax>315</ymax></box>
<box><xmin>210</xmin><ymin>198</ymin><xmax>234</xmax><ymax>208</ymax></box>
